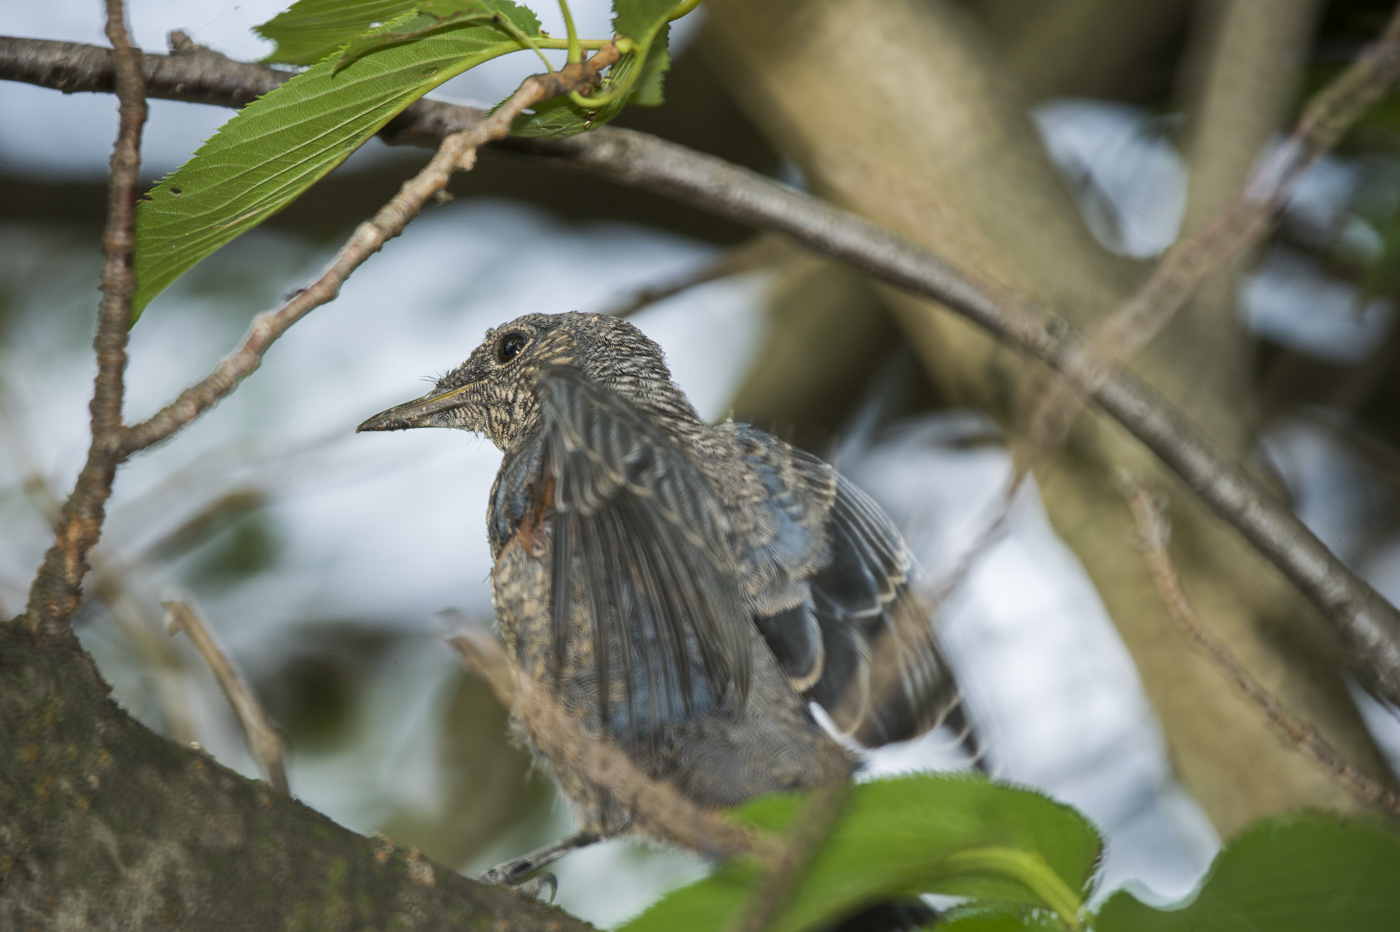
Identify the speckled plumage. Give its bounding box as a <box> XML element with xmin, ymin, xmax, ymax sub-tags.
<box><xmin>360</xmin><ymin>311</ymin><xmax>971</xmax><ymax>842</ymax></box>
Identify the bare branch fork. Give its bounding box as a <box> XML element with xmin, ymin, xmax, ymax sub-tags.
<box><xmin>4</xmin><ymin>31</ymin><xmax>1400</xmax><ymax>704</ymax></box>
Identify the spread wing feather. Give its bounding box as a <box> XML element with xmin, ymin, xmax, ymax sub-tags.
<box><xmin>535</xmin><ymin>365</ymin><xmax>751</xmax><ymax>747</ymax></box>
<box><xmin>731</xmin><ymin>425</ymin><xmax>969</xmax><ymax>749</ymax></box>
<box><xmin>820</xmin><ymin>475</ymin><xmax>963</xmax><ymax>746</ymax></box>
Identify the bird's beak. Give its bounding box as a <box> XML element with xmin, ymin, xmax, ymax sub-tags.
<box><xmin>356</xmin><ymin>382</ymin><xmax>475</xmax><ymax>432</ymax></box>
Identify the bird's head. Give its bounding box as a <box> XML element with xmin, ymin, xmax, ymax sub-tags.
<box><xmin>357</xmin><ymin>311</ymin><xmax>690</xmax><ymax>449</ymax></box>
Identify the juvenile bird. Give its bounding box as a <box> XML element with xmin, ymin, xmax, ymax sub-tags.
<box><xmin>358</xmin><ymin>312</ymin><xmax>974</xmax><ymax>880</ymax></box>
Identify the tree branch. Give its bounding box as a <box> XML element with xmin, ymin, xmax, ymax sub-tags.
<box><xmin>20</xmin><ymin>6</ymin><xmax>145</xmax><ymax>635</ymax></box>
<box><xmin>1026</xmin><ymin>1</ymin><xmax>1386</xmax><ymax>455</ymax></box>
<box><xmin>1125</xmin><ymin>481</ymin><xmax>1400</xmax><ymax>817</ymax></box>
<box><xmin>164</xmin><ymin>595</ymin><xmax>289</xmax><ymax>795</ymax></box>
<box><xmin>0</xmin><ymin>618</ymin><xmax>599</xmax><ymax>930</ymax></box>
<box><xmin>448</xmin><ymin>628</ymin><xmax>754</xmax><ymax>859</ymax></box>
<box><xmin>3</xmin><ymin>33</ymin><xmax>1400</xmax><ymax>707</ymax></box>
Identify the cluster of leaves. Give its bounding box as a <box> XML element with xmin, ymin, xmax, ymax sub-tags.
<box><xmin>627</xmin><ymin>773</ymin><xmax>1400</xmax><ymax>932</ymax></box>
<box><xmin>131</xmin><ymin>0</ymin><xmax>690</xmax><ymax>318</ymax></box>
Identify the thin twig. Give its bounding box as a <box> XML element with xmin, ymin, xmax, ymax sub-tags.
<box><xmin>163</xmin><ymin>595</ymin><xmax>288</xmax><ymax>793</ymax></box>
<box><xmin>1025</xmin><ymin>4</ymin><xmax>1400</xmax><ymax>454</ymax></box>
<box><xmin>119</xmin><ymin>46</ymin><xmax>621</xmax><ymax>456</ymax></box>
<box><xmin>20</xmin><ymin>4</ymin><xmax>145</xmax><ymax>635</ymax></box>
<box><xmin>5</xmin><ymin>36</ymin><xmax>1400</xmax><ymax>705</ymax></box>
<box><xmin>923</xmin><ymin>467</ymin><xmax>1028</xmax><ymax>611</ymax></box>
<box><xmin>607</xmin><ymin>237</ymin><xmax>781</xmax><ymax>319</ymax></box>
<box><xmin>446</xmin><ymin>627</ymin><xmax>754</xmax><ymax>859</ymax></box>
<box><xmin>1124</xmin><ymin>481</ymin><xmax>1400</xmax><ymax>817</ymax></box>
<box><xmin>725</xmin><ymin>778</ymin><xmax>850</xmax><ymax>932</ymax></box>
<box><xmin>1</xmin><ymin>385</ymin><xmax>199</xmax><ymax>741</ymax></box>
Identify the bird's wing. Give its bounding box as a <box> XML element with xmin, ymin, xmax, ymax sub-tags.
<box><xmin>733</xmin><ymin>427</ymin><xmax>968</xmax><ymax>748</ymax></box>
<box><xmin>807</xmin><ymin>473</ymin><xmax>967</xmax><ymax>746</ymax></box>
<box><xmin>532</xmin><ymin>365</ymin><xmax>751</xmax><ymax>747</ymax></box>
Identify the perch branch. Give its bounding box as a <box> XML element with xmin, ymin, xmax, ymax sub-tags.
<box><xmin>447</xmin><ymin>627</ymin><xmax>754</xmax><ymax>859</ymax></box>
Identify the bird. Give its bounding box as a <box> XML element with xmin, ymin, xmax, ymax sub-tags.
<box><xmin>358</xmin><ymin>311</ymin><xmax>976</xmax><ymax>884</ymax></box>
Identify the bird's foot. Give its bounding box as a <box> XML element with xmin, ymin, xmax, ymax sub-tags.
<box><xmin>479</xmin><ymin>857</ymin><xmax>541</xmax><ymax>887</ymax></box>
<box><xmin>479</xmin><ymin>831</ymin><xmax>601</xmax><ymax>895</ymax></box>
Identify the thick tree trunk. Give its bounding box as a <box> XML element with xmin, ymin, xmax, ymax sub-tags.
<box><xmin>0</xmin><ymin>617</ymin><xmax>593</xmax><ymax>932</ymax></box>
<box><xmin>705</xmin><ymin>0</ymin><xmax>1395</xmax><ymax>835</ymax></box>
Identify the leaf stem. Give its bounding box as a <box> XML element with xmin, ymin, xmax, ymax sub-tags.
<box><xmin>536</xmin><ymin>37</ymin><xmax>611</xmax><ymax>51</ymax></box>
<box><xmin>556</xmin><ymin>0</ymin><xmax>582</xmax><ymax>64</ymax></box>
<box><xmin>567</xmin><ymin>35</ymin><xmax>643</xmax><ymax>109</ymax></box>
<box><xmin>493</xmin><ymin>14</ymin><xmax>554</xmax><ymax>72</ymax></box>
<box><xmin>942</xmin><ymin>848</ymin><xmax>1084</xmax><ymax>931</ymax></box>
<box><xmin>666</xmin><ymin>0</ymin><xmax>706</xmax><ymax>24</ymax></box>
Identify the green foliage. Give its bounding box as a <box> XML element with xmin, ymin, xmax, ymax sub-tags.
<box><xmin>188</xmin><ymin>511</ymin><xmax>282</xmax><ymax>587</ymax></box>
<box><xmin>616</xmin><ymin>775</ymin><xmax>1400</xmax><ymax>932</ymax></box>
<box><xmin>131</xmin><ymin>15</ymin><xmax>534</xmax><ymax>318</ymax></box>
<box><xmin>619</xmin><ymin>774</ymin><xmax>1102</xmax><ymax>932</ymax></box>
<box><xmin>336</xmin><ymin>0</ymin><xmax>542</xmax><ymax>72</ymax></box>
<box><xmin>511</xmin><ymin>0</ymin><xmax>678</xmax><ymax>137</ymax></box>
<box><xmin>256</xmin><ymin>0</ymin><xmax>422</xmax><ymax>65</ymax></box>
<box><xmin>132</xmin><ymin>0</ymin><xmax>695</xmax><ymax>318</ymax></box>
<box><xmin>1094</xmin><ymin>812</ymin><xmax>1400</xmax><ymax>932</ymax></box>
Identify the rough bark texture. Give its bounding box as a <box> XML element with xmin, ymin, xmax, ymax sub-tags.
<box><xmin>0</xmin><ymin>619</ymin><xmax>594</xmax><ymax>932</ymax></box>
<box><xmin>705</xmin><ymin>0</ymin><xmax>1395</xmax><ymax>835</ymax></box>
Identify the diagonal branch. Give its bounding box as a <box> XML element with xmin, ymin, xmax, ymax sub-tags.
<box><xmin>1025</xmin><ymin>3</ymin><xmax>1400</xmax><ymax>454</ymax></box>
<box><xmin>447</xmin><ymin>628</ymin><xmax>753</xmax><ymax>859</ymax></box>
<box><xmin>21</xmin><ymin>5</ymin><xmax>145</xmax><ymax>635</ymax></box>
<box><xmin>3</xmin><ymin>35</ymin><xmax>1400</xmax><ymax>706</ymax></box>
<box><xmin>1125</xmin><ymin>481</ymin><xmax>1400</xmax><ymax>817</ymax></box>
<box><xmin>164</xmin><ymin>595</ymin><xmax>289</xmax><ymax>795</ymax></box>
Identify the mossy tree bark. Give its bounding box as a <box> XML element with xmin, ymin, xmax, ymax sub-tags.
<box><xmin>0</xmin><ymin>618</ymin><xmax>594</xmax><ymax>932</ymax></box>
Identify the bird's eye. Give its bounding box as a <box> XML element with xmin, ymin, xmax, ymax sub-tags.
<box><xmin>496</xmin><ymin>331</ymin><xmax>527</xmax><ymax>364</ymax></box>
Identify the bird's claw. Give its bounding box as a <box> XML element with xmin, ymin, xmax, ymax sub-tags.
<box><xmin>516</xmin><ymin>873</ymin><xmax>557</xmax><ymax>902</ymax></box>
<box><xmin>480</xmin><ymin>860</ymin><xmax>557</xmax><ymax>901</ymax></box>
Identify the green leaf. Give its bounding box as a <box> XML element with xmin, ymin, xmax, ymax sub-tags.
<box><xmin>508</xmin><ymin>0</ymin><xmax>684</xmax><ymax>137</ymax></box>
<box><xmin>256</xmin><ymin>0</ymin><xmax>421</xmax><ymax>65</ymax></box>
<box><xmin>628</xmin><ymin>24</ymin><xmax>670</xmax><ymax>107</ymax></box>
<box><xmin>507</xmin><ymin>48</ymin><xmax>643</xmax><ymax>137</ymax></box>
<box><xmin>1094</xmin><ymin>812</ymin><xmax>1400</xmax><ymax>932</ymax></box>
<box><xmin>618</xmin><ymin>774</ymin><xmax>1101</xmax><ymax>932</ymax></box>
<box><xmin>132</xmin><ymin>14</ymin><xmax>540</xmax><ymax>318</ymax></box>
<box><xmin>336</xmin><ymin>0</ymin><xmax>540</xmax><ymax>72</ymax></box>
<box><xmin>611</xmin><ymin>0</ymin><xmax>680</xmax><ymax>42</ymax></box>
